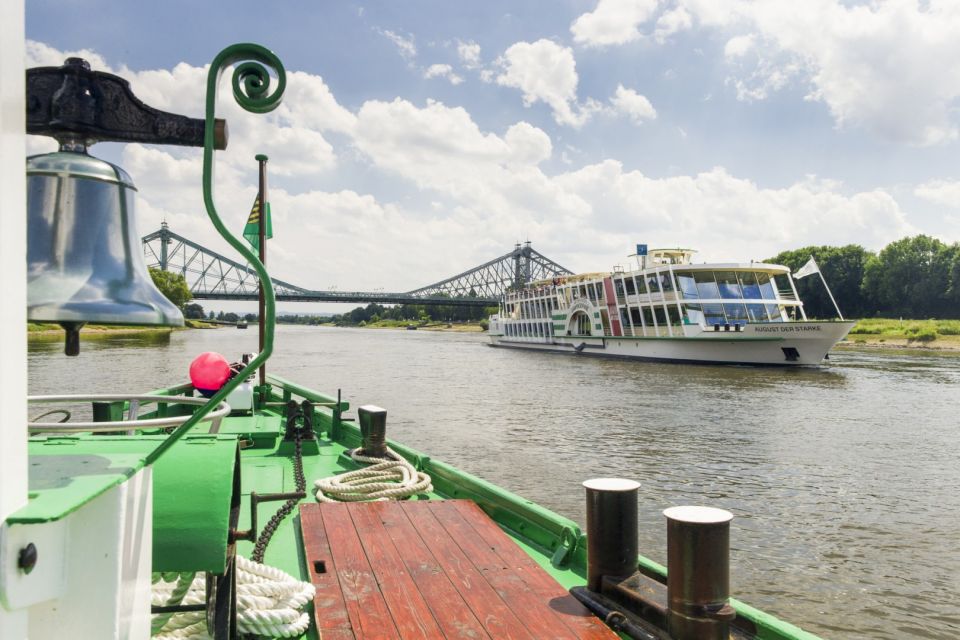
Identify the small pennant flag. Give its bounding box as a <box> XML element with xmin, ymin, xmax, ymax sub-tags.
<box><xmin>242</xmin><ymin>196</ymin><xmax>273</xmax><ymax>250</ymax></box>
<box><xmin>793</xmin><ymin>256</ymin><xmax>820</xmax><ymax>280</ymax></box>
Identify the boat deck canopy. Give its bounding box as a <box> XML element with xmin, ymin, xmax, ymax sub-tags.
<box><xmin>300</xmin><ymin>499</ymin><xmax>617</xmax><ymax>639</ymax></box>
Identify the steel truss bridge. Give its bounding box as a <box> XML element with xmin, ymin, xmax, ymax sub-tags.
<box><xmin>142</xmin><ymin>224</ymin><xmax>573</xmax><ymax>307</ymax></box>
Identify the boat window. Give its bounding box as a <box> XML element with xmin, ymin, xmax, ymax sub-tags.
<box><xmin>630</xmin><ymin>307</ymin><xmax>643</xmax><ymax>325</ymax></box>
<box><xmin>739</xmin><ymin>271</ymin><xmax>761</xmax><ymax>299</ymax></box>
<box><xmin>766</xmin><ymin>304</ymin><xmax>784</xmax><ymax>322</ymax></box>
<box><xmin>636</xmin><ymin>276</ymin><xmax>648</xmax><ymax>295</ymax></box>
<box><xmin>685</xmin><ymin>303</ymin><xmax>704</xmax><ymax>325</ymax></box>
<box><xmin>615</xmin><ymin>279</ymin><xmax>624</xmax><ymax>298</ymax></box>
<box><xmin>667</xmin><ymin>306</ymin><xmax>682</xmax><ymax>326</ymax></box>
<box><xmin>660</xmin><ymin>272</ymin><xmax>674</xmax><ymax>292</ymax></box>
<box><xmin>654</xmin><ymin>306</ymin><xmax>667</xmax><ymax>326</ymax></box>
<box><xmin>757</xmin><ymin>272</ymin><xmax>776</xmax><ymax>299</ymax></box>
<box><xmin>675</xmin><ymin>271</ymin><xmax>698</xmax><ymax>299</ymax></box>
<box><xmin>625</xmin><ymin>278</ymin><xmax>636</xmax><ymax>295</ymax></box>
<box><xmin>642</xmin><ymin>306</ymin><xmax>656</xmax><ymax>327</ymax></box>
<box><xmin>715</xmin><ymin>271</ymin><xmax>741</xmax><ymax>299</ymax></box>
<box><xmin>695</xmin><ymin>271</ymin><xmax>720</xmax><ymax>299</ymax></box>
<box><xmin>746</xmin><ymin>304</ymin><xmax>767</xmax><ymax>322</ymax></box>
<box><xmin>703</xmin><ymin>303</ymin><xmax>725</xmax><ymax>325</ymax></box>
<box><xmin>724</xmin><ymin>303</ymin><xmax>748</xmax><ymax>322</ymax></box>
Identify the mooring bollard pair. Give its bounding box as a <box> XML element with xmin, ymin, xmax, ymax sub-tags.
<box><xmin>583</xmin><ymin>478</ymin><xmax>736</xmax><ymax>640</ymax></box>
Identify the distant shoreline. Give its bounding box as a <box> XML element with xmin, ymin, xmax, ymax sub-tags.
<box><xmin>27</xmin><ymin>319</ymin><xmax>221</xmax><ymax>338</ymax></box>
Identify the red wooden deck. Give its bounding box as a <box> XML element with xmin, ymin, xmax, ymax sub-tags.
<box><xmin>299</xmin><ymin>500</ymin><xmax>617</xmax><ymax>639</ymax></box>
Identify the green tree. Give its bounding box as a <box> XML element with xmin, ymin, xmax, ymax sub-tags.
<box><xmin>149</xmin><ymin>268</ymin><xmax>192</xmax><ymax>309</ymax></box>
<box><xmin>862</xmin><ymin>235</ymin><xmax>958</xmax><ymax>318</ymax></box>
<box><xmin>767</xmin><ymin>245</ymin><xmax>873</xmax><ymax>318</ymax></box>
<box><xmin>183</xmin><ymin>302</ymin><xmax>205</xmax><ymax>319</ymax></box>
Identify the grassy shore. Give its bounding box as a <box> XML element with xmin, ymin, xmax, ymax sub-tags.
<box><xmin>837</xmin><ymin>318</ymin><xmax>960</xmax><ymax>352</ymax></box>
<box><xmin>313</xmin><ymin>319</ymin><xmax>487</xmax><ymax>332</ymax></box>
<box><xmin>27</xmin><ymin>319</ymin><xmax>220</xmax><ymax>337</ymax></box>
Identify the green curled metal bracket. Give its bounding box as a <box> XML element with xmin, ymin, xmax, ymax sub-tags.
<box><xmin>146</xmin><ymin>43</ymin><xmax>286</xmax><ymax>465</ymax></box>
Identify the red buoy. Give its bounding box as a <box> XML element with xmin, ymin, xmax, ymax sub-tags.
<box><xmin>189</xmin><ymin>352</ymin><xmax>231</xmax><ymax>396</ymax></box>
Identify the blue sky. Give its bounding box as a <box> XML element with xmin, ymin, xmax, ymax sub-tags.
<box><xmin>25</xmin><ymin>0</ymin><xmax>960</xmax><ymax>306</ymax></box>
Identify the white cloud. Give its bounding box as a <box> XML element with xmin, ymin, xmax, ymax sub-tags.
<box><xmin>457</xmin><ymin>40</ymin><xmax>482</xmax><ymax>68</ymax></box>
<box><xmin>25</xmin><ymin>40</ymin><xmax>929</xmax><ymax>292</ymax></box>
<box><xmin>423</xmin><ymin>63</ymin><xmax>464</xmax><ymax>85</ymax></box>
<box><xmin>495</xmin><ymin>39</ymin><xmax>596</xmax><ymax>127</ymax></box>
<box><xmin>378</xmin><ymin>29</ymin><xmax>417</xmax><ymax>60</ymax></box>
<box><xmin>610</xmin><ymin>84</ymin><xmax>657</xmax><ymax>124</ymax></box>
<box><xmin>654</xmin><ymin>6</ymin><xmax>692</xmax><ymax>43</ymax></box>
<box><xmin>723</xmin><ymin>34</ymin><xmax>755</xmax><ymax>59</ymax></box>
<box><xmin>571</xmin><ymin>0</ymin><xmax>661</xmax><ymax>47</ymax></box>
<box><xmin>681</xmin><ymin>0</ymin><xmax>960</xmax><ymax>146</ymax></box>
<box><xmin>555</xmin><ymin>161</ymin><xmax>915</xmax><ymax>260</ymax></box>
<box><xmin>914</xmin><ymin>179</ymin><xmax>960</xmax><ymax>208</ymax></box>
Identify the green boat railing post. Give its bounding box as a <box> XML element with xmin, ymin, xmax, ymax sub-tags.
<box><xmin>144</xmin><ymin>43</ymin><xmax>285</xmax><ymax>466</ymax></box>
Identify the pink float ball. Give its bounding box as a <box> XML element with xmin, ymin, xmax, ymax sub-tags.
<box><xmin>189</xmin><ymin>352</ymin><xmax>231</xmax><ymax>396</ymax></box>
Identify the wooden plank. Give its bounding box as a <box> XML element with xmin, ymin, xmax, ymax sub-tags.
<box><xmin>450</xmin><ymin>501</ymin><xmax>617</xmax><ymax>639</ymax></box>
<box><xmin>424</xmin><ymin>500</ymin><xmax>581</xmax><ymax>639</ymax></box>
<box><xmin>347</xmin><ymin>502</ymin><xmax>445</xmax><ymax>639</ymax></box>
<box><xmin>299</xmin><ymin>503</ymin><xmax>356</xmax><ymax>640</ymax></box>
<box><xmin>372</xmin><ymin>501</ymin><xmax>491</xmax><ymax>640</ymax></box>
<box><xmin>320</xmin><ymin>502</ymin><xmax>399</xmax><ymax>639</ymax></box>
<box><xmin>402</xmin><ymin>501</ymin><xmax>536</xmax><ymax>640</ymax></box>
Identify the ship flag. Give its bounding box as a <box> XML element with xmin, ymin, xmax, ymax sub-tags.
<box><xmin>793</xmin><ymin>256</ymin><xmax>820</xmax><ymax>280</ymax></box>
<box><xmin>242</xmin><ymin>196</ymin><xmax>273</xmax><ymax>250</ymax></box>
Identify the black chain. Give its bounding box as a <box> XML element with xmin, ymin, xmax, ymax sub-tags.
<box><xmin>251</xmin><ymin>428</ymin><xmax>306</xmax><ymax>563</ymax></box>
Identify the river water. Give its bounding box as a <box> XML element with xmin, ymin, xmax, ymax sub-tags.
<box><xmin>28</xmin><ymin>325</ymin><xmax>960</xmax><ymax>639</ymax></box>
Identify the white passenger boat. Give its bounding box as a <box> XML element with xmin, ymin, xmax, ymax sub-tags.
<box><xmin>488</xmin><ymin>248</ymin><xmax>854</xmax><ymax>365</ymax></box>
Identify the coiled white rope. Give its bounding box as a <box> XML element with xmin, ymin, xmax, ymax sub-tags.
<box><xmin>151</xmin><ymin>556</ymin><xmax>315</xmax><ymax>639</ymax></box>
<box><xmin>313</xmin><ymin>447</ymin><xmax>433</xmax><ymax>502</ymax></box>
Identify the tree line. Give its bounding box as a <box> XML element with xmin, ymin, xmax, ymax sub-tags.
<box><xmin>322</xmin><ymin>299</ymin><xmax>495</xmax><ymax>326</ymax></box>
<box><xmin>767</xmin><ymin>235</ymin><xmax>960</xmax><ymax>319</ymax></box>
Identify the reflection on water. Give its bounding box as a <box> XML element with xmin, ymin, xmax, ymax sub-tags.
<box><xmin>27</xmin><ymin>326</ymin><xmax>960</xmax><ymax>639</ymax></box>
<box><xmin>29</xmin><ymin>329</ymin><xmax>172</xmax><ymax>353</ymax></box>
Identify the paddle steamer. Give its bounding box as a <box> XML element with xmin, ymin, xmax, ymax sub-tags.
<box><xmin>489</xmin><ymin>248</ymin><xmax>854</xmax><ymax>365</ymax></box>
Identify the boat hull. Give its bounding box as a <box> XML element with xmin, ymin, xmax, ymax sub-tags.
<box><xmin>489</xmin><ymin>321</ymin><xmax>854</xmax><ymax>366</ymax></box>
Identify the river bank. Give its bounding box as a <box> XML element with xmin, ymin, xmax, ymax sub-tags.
<box><xmin>27</xmin><ymin>319</ymin><xmax>220</xmax><ymax>338</ymax></box>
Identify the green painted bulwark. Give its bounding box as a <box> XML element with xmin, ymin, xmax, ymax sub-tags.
<box><xmin>152</xmin><ymin>434</ymin><xmax>239</xmax><ymax>573</ymax></box>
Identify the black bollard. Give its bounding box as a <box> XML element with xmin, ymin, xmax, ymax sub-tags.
<box><xmin>583</xmin><ymin>478</ymin><xmax>640</xmax><ymax>592</ymax></box>
<box><xmin>663</xmin><ymin>506</ymin><xmax>736</xmax><ymax>640</ymax></box>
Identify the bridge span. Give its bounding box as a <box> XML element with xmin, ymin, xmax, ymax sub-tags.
<box><xmin>142</xmin><ymin>224</ymin><xmax>573</xmax><ymax>307</ymax></box>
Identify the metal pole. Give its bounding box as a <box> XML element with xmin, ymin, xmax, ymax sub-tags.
<box><xmin>256</xmin><ymin>154</ymin><xmax>268</xmax><ymax>388</ymax></box>
<box><xmin>818</xmin><ymin>268</ymin><xmax>844</xmax><ymax>320</ymax></box>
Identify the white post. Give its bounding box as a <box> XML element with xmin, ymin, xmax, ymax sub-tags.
<box><xmin>0</xmin><ymin>1</ymin><xmax>29</xmax><ymax>637</ymax></box>
<box><xmin>819</xmin><ymin>271</ymin><xmax>845</xmax><ymax>321</ymax></box>
<box><xmin>786</xmin><ymin>274</ymin><xmax>808</xmax><ymax>321</ymax></box>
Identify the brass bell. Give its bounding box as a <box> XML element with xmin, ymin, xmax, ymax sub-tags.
<box><xmin>27</xmin><ymin>150</ymin><xmax>184</xmax><ymax>355</ymax></box>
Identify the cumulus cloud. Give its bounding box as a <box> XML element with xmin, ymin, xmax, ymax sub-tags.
<box><xmin>423</xmin><ymin>63</ymin><xmax>464</xmax><ymax>85</ymax></box>
<box><xmin>495</xmin><ymin>39</ymin><xmax>597</xmax><ymax>127</ymax></box>
<box><xmin>914</xmin><ymin>179</ymin><xmax>960</xmax><ymax>208</ymax></box>
<box><xmin>555</xmin><ymin>162</ymin><xmax>915</xmax><ymax>260</ymax></box>
<box><xmin>680</xmin><ymin>0</ymin><xmax>960</xmax><ymax>146</ymax></box>
<box><xmin>571</xmin><ymin>0</ymin><xmax>661</xmax><ymax>47</ymax></box>
<box><xmin>25</xmin><ymin>40</ymin><xmax>925</xmax><ymax>291</ymax></box>
<box><xmin>457</xmin><ymin>40</ymin><xmax>482</xmax><ymax>68</ymax></box>
<box><xmin>610</xmin><ymin>85</ymin><xmax>657</xmax><ymax>124</ymax></box>
<box><xmin>654</xmin><ymin>6</ymin><xmax>692</xmax><ymax>43</ymax></box>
